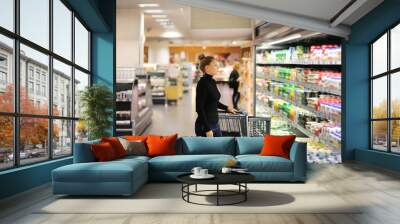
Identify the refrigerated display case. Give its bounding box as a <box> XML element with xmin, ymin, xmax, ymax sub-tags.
<box><xmin>255</xmin><ymin>43</ymin><xmax>342</xmax><ymax>164</ymax></box>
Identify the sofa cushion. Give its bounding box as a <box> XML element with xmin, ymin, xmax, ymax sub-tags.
<box><xmin>91</xmin><ymin>142</ymin><xmax>118</xmax><ymax>161</ymax></box>
<box><xmin>260</xmin><ymin>135</ymin><xmax>296</xmax><ymax>159</ymax></box>
<box><xmin>179</xmin><ymin>137</ymin><xmax>235</xmax><ymax>155</ymax></box>
<box><xmin>236</xmin><ymin>137</ymin><xmax>263</xmax><ymax>155</ymax></box>
<box><xmin>53</xmin><ymin>158</ymin><xmax>147</xmax><ymax>183</ymax></box>
<box><xmin>149</xmin><ymin>154</ymin><xmax>235</xmax><ymax>172</ymax></box>
<box><xmin>118</xmin><ymin>138</ymin><xmax>147</xmax><ymax>156</ymax></box>
<box><xmin>147</xmin><ymin>134</ymin><xmax>178</xmax><ymax>157</ymax></box>
<box><xmin>115</xmin><ymin>155</ymin><xmax>150</xmax><ymax>163</ymax></box>
<box><xmin>236</xmin><ymin>155</ymin><xmax>293</xmax><ymax>172</ymax></box>
<box><xmin>101</xmin><ymin>137</ymin><xmax>127</xmax><ymax>158</ymax></box>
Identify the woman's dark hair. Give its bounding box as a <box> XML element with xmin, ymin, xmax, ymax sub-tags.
<box><xmin>198</xmin><ymin>54</ymin><xmax>214</xmax><ymax>73</ymax></box>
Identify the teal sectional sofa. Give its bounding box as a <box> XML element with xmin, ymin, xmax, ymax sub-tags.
<box><xmin>52</xmin><ymin>137</ymin><xmax>307</xmax><ymax>196</ymax></box>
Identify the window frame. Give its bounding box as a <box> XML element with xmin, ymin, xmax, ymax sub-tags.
<box><xmin>0</xmin><ymin>0</ymin><xmax>92</xmax><ymax>171</ymax></box>
<box><xmin>370</xmin><ymin>20</ymin><xmax>400</xmax><ymax>154</ymax></box>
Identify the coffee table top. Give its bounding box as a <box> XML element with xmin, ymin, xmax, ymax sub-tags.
<box><xmin>177</xmin><ymin>172</ymin><xmax>255</xmax><ymax>185</ymax></box>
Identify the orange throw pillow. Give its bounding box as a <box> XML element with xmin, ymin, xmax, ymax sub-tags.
<box><xmin>146</xmin><ymin>134</ymin><xmax>178</xmax><ymax>157</ymax></box>
<box><xmin>260</xmin><ymin>135</ymin><xmax>296</xmax><ymax>159</ymax></box>
<box><xmin>101</xmin><ymin>137</ymin><xmax>126</xmax><ymax>158</ymax></box>
<box><xmin>91</xmin><ymin>142</ymin><xmax>117</xmax><ymax>162</ymax></box>
<box><xmin>124</xmin><ymin>135</ymin><xmax>148</xmax><ymax>142</ymax></box>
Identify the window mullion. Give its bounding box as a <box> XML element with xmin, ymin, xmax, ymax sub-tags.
<box><xmin>71</xmin><ymin>10</ymin><xmax>76</xmax><ymax>154</ymax></box>
<box><xmin>13</xmin><ymin>0</ymin><xmax>21</xmax><ymax>167</ymax></box>
<box><xmin>387</xmin><ymin>30</ymin><xmax>391</xmax><ymax>152</ymax></box>
<box><xmin>49</xmin><ymin>0</ymin><xmax>54</xmax><ymax>160</ymax></box>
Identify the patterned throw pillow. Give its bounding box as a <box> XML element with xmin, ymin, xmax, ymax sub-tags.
<box><xmin>118</xmin><ymin>137</ymin><xmax>147</xmax><ymax>156</ymax></box>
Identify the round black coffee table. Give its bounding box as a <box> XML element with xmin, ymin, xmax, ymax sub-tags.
<box><xmin>177</xmin><ymin>173</ymin><xmax>255</xmax><ymax>206</ymax></box>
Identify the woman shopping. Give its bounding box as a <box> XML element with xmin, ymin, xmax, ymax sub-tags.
<box><xmin>229</xmin><ymin>64</ymin><xmax>241</xmax><ymax>109</ymax></box>
<box><xmin>195</xmin><ymin>55</ymin><xmax>237</xmax><ymax>137</ymax></box>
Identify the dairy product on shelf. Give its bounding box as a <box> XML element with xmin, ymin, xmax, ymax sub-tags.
<box><xmin>258</xmin><ymin>66</ymin><xmax>341</xmax><ymax>94</ymax></box>
<box><xmin>257</xmin><ymin>44</ymin><xmax>341</xmax><ymax>65</ymax></box>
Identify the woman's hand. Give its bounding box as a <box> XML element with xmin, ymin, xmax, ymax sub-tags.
<box><xmin>206</xmin><ymin>130</ymin><xmax>214</xmax><ymax>137</ymax></box>
<box><xmin>227</xmin><ymin>107</ymin><xmax>239</xmax><ymax>114</ymax></box>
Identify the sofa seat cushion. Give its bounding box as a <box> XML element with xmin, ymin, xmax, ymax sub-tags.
<box><xmin>117</xmin><ymin>155</ymin><xmax>150</xmax><ymax>162</ymax></box>
<box><xmin>149</xmin><ymin>154</ymin><xmax>235</xmax><ymax>172</ymax></box>
<box><xmin>236</xmin><ymin>155</ymin><xmax>293</xmax><ymax>172</ymax></box>
<box><xmin>53</xmin><ymin>159</ymin><xmax>147</xmax><ymax>183</ymax></box>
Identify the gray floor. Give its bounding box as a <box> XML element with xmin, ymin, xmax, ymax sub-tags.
<box><xmin>1</xmin><ymin>163</ymin><xmax>400</xmax><ymax>224</ymax></box>
<box><xmin>144</xmin><ymin>84</ymin><xmax>235</xmax><ymax>136</ymax></box>
<box><xmin>144</xmin><ymin>89</ymin><xmax>197</xmax><ymax>136</ymax></box>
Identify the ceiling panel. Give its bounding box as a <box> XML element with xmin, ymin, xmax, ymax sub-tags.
<box><xmin>226</xmin><ymin>0</ymin><xmax>351</xmax><ymax>21</ymax></box>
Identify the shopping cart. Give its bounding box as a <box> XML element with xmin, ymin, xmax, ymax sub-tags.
<box><xmin>218</xmin><ymin>111</ymin><xmax>271</xmax><ymax>137</ymax></box>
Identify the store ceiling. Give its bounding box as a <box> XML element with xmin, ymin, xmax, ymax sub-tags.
<box><xmin>175</xmin><ymin>0</ymin><xmax>384</xmax><ymax>38</ymax></box>
<box><xmin>117</xmin><ymin>0</ymin><xmax>383</xmax><ymax>41</ymax></box>
<box><xmin>117</xmin><ymin>0</ymin><xmax>253</xmax><ymax>45</ymax></box>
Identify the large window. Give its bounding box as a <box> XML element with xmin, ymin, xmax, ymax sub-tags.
<box><xmin>371</xmin><ymin>23</ymin><xmax>400</xmax><ymax>153</ymax></box>
<box><xmin>0</xmin><ymin>0</ymin><xmax>91</xmax><ymax>170</ymax></box>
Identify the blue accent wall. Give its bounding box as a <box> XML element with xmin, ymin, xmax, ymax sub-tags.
<box><xmin>343</xmin><ymin>0</ymin><xmax>400</xmax><ymax>171</ymax></box>
<box><xmin>0</xmin><ymin>0</ymin><xmax>116</xmax><ymax>200</ymax></box>
<box><xmin>0</xmin><ymin>158</ymin><xmax>72</xmax><ymax>199</ymax></box>
<box><xmin>91</xmin><ymin>0</ymin><xmax>116</xmax><ymax>135</ymax></box>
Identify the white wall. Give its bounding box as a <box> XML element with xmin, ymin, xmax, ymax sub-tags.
<box><xmin>147</xmin><ymin>40</ymin><xmax>170</xmax><ymax>65</ymax></box>
<box><xmin>116</xmin><ymin>9</ymin><xmax>145</xmax><ymax>67</ymax></box>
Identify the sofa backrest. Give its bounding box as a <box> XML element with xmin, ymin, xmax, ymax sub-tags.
<box><xmin>235</xmin><ymin>137</ymin><xmax>263</xmax><ymax>155</ymax></box>
<box><xmin>73</xmin><ymin>139</ymin><xmax>100</xmax><ymax>163</ymax></box>
<box><xmin>178</xmin><ymin>137</ymin><xmax>236</xmax><ymax>155</ymax></box>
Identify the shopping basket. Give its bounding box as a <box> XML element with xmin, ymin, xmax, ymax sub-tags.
<box><xmin>218</xmin><ymin>112</ymin><xmax>271</xmax><ymax>137</ymax></box>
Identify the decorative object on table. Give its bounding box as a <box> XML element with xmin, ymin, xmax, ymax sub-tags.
<box><xmin>225</xmin><ymin>159</ymin><xmax>239</xmax><ymax>168</ymax></box>
<box><xmin>191</xmin><ymin>167</ymin><xmax>202</xmax><ymax>176</ymax></box>
<box><xmin>79</xmin><ymin>84</ymin><xmax>113</xmax><ymax>140</ymax></box>
<box><xmin>222</xmin><ymin>167</ymin><xmax>249</xmax><ymax>174</ymax></box>
<box><xmin>190</xmin><ymin>167</ymin><xmax>214</xmax><ymax>179</ymax></box>
<box><xmin>177</xmin><ymin>173</ymin><xmax>255</xmax><ymax>206</ymax></box>
<box><xmin>221</xmin><ymin>167</ymin><xmax>232</xmax><ymax>173</ymax></box>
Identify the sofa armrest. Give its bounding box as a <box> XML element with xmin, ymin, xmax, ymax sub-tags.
<box><xmin>73</xmin><ymin>140</ymin><xmax>100</xmax><ymax>163</ymax></box>
<box><xmin>289</xmin><ymin>142</ymin><xmax>307</xmax><ymax>181</ymax></box>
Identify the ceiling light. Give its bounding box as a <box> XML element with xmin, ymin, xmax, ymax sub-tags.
<box><xmin>160</xmin><ymin>21</ymin><xmax>173</xmax><ymax>26</ymax></box>
<box><xmin>161</xmin><ymin>31</ymin><xmax>182</xmax><ymax>38</ymax></box>
<box><xmin>162</xmin><ymin>24</ymin><xmax>175</xmax><ymax>29</ymax></box>
<box><xmin>144</xmin><ymin>9</ymin><xmax>163</xmax><ymax>14</ymax></box>
<box><xmin>152</xmin><ymin>14</ymin><xmax>167</xmax><ymax>18</ymax></box>
<box><xmin>258</xmin><ymin>34</ymin><xmax>303</xmax><ymax>49</ymax></box>
<box><xmin>138</xmin><ymin>3</ymin><xmax>159</xmax><ymax>8</ymax></box>
<box><xmin>156</xmin><ymin>18</ymin><xmax>169</xmax><ymax>22</ymax></box>
<box><xmin>232</xmin><ymin>41</ymin><xmax>237</xmax><ymax>45</ymax></box>
<box><xmin>267</xmin><ymin>34</ymin><xmax>302</xmax><ymax>45</ymax></box>
<box><xmin>202</xmin><ymin>46</ymin><xmax>207</xmax><ymax>50</ymax></box>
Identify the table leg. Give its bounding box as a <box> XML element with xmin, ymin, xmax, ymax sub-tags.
<box><xmin>217</xmin><ymin>184</ymin><xmax>219</xmax><ymax>206</ymax></box>
<box><xmin>187</xmin><ymin>184</ymin><xmax>190</xmax><ymax>202</ymax></box>
<box><xmin>195</xmin><ymin>184</ymin><xmax>198</xmax><ymax>192</ymax></box>
<box><xmin>245</xmin><ymin>183</ymin><xmax>247</xmax><ymax>201</ymax></box>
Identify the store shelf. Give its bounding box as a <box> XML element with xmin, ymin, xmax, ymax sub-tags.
<box><xmin>256</xmin><ymin>62</ymin><xmax>341</xmax><ymax>69</ymax></box>
<box><xmin>261</xmin><ymin>91</ymin><xmax>341</xmax><ymax>122</ymax></box>
<box><xmin>257</xmin><ymin>72</ymin><xmax>341</xmax><ymax>96</ymax></box>
<box><xmin>265</xmin><ymin>107</ymin><xmax>339</xmax><ymax>150</ymax></box>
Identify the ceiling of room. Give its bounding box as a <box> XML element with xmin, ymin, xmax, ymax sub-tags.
<box><xmin>175</xmin><ymin>0</ymin><xmax>384</xmax><ymax>38</ymax></box>
<box><xmin>117</xmin><ymin>0</ymin><xmax>253</xmax><ymax>45</ymax></box>
<box><xmin>117</xmin><ymin>0</ymin><xmax>384</xmax><ymax>42</ymax></box>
